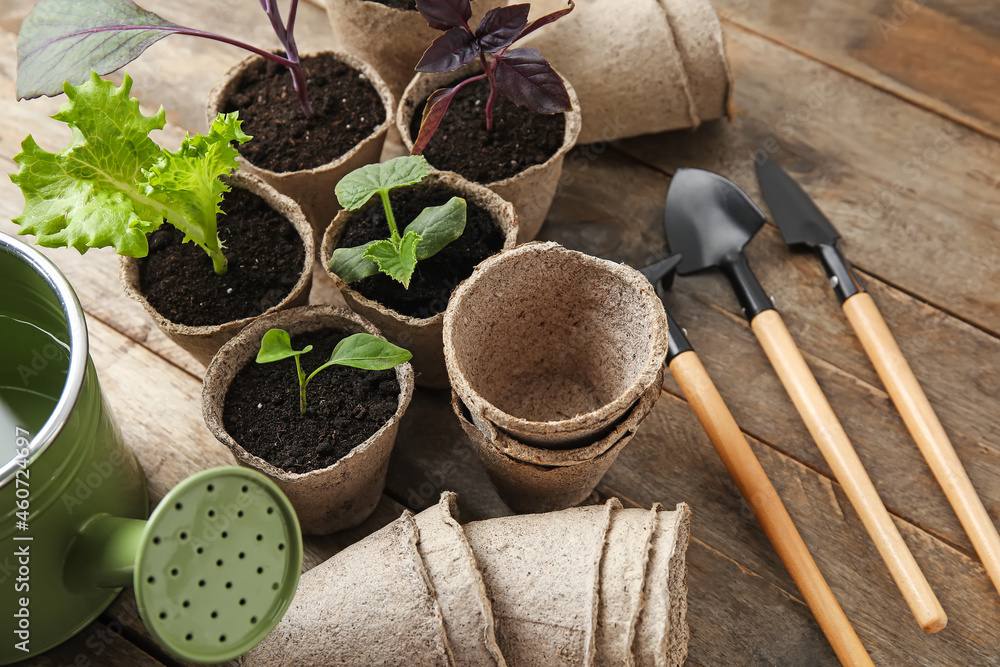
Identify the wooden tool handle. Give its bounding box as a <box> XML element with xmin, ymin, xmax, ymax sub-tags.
<box><xmin>750</xmin><ymin>309</ymin><xmax>947</xmax><ymax>633</ymax></box>
<box><xmin>670</xmin><ymin>351</ymin><xmax>874</xmax><ymax>666</ymax></box>
<box><xmin>843</xmin><ymin>292</ymin><xmax>1000</xmax><ymax>597</ymax></box>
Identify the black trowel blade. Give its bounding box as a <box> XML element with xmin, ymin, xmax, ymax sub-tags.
<box><xmin>664</xmin><ymin>168</ymin><xmax>767</xmax><ymax>274</ymax></box>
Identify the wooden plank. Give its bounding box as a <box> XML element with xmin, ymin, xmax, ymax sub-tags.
<box><xmin>535</xmin><ymin>142</ymin><xmax>1000</xmax><ymax>555</ymax></box>
<box><xmin>21</xmin><ymin>617</ymin><xmax>166</xmax><ymax>666</ymax></box>
<box><xmin>0</xmin><ymin>0</ymin><xmax>336</xmax><ymax>133</ymax></box>
<box><xmin>713</xmin><ymin>0</ymin><xmax>1000</xmax><ymax>141</ymax></box>
<box><xmin>601</xmin><ymin>392</ymin><xmax>1000</xmax><ymax>666</ymax></box>
<box><xmin>616</xmin><ymin>24</ymin><xmax>1000</xmax><ymax>336</ymax></box>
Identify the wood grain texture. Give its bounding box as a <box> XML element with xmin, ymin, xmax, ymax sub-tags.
<box><xmin>617</xmin><ymin>24</ymin><xmax>1000</xmax><ymax>336</ymax></box>
<box><xmin>844</xmin><ymin>291</ymin><xmax>1000</xmax><ymax>599</ymax></box>
<box><xmin>670</xmin><ymin>350</ymin><xmax>873</xmax><ymax>666</ymax></box>
<box><xmin>18</xmin><ymin>618</ymin><xmax>167</xmax><ymax>666</ymax></box>
<box><xmin>2</xmin><ymin>0</ymin><xmax>999</xmax><ymax>664</ymax></box>
<box><xmin>712</xmin><ymin>0</ymin><xmax>1000</xmax><ymax>140</ymax></box>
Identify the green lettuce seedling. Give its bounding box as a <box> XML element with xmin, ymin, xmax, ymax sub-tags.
<box><xmin>256</xmin><ymin>328</ymin><xmax>412</xmax><ymax>415</ymax></box>
<box><xmin>329</xmin><ymin>155</ymin><xmax>466</xmax><ymax>289</ymax></box>
<box><xmin>10</xmin><ymin>71</ymin><xmax>250</xmax><ymax>275</ymax></box>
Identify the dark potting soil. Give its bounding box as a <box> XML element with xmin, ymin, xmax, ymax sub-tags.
<box><xmin>138</xmin><ymin>187</ymin><xmax>305</xmax><ymax>327</ymax></box>
<box><xmin>410</xmin><ymin>76</ymin><xmax>566</xmax><ymax>183</ymax></box>
<box><xmin>223</xmin><ymin>328</ymin><xmax>401</xmax><ymax>474</ymax></box>
<box><xmin>222</xmin><ymin>52</ymin><xmax>384</xmax><ymax>173</ymax></box>
<box><xmin>366</xmin><ymin>0</ymin><xmax>417</xmax><ymax>8</ymax></box>
<box><xmin>337</xmin><ymin>182</ymin><xmax>504</xmax><ymax>318</ymax></box>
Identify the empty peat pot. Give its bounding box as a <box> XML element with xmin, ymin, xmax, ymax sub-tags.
<box><xmin>452</xmin><ymin>370</ymin><xmax>662</xmax><ymax>513</ymax></box>
<box><xmin>0</xmin><ymin>234</ymin><xmax>301</xmax><ymax>665</ymax></box>
<box><xmin>203</xmin><ymin>305</ymin><xmax>414</xmax><ymax>535</ymax></box>
<box><xmin>443</xmin><ymin>242</ymin><xmax>669</xmax><ymax>449</ymax></box>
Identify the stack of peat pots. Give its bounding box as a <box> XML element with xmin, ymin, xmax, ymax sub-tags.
<box><xmin>444</xmin><ymin>243</ymin><xmax>670</xmax><ymax>512</ymax></box>
<box><xmin>244</xmin><ymin>492</ymin><xmax>691</xmax><ymax>666</ymax></box>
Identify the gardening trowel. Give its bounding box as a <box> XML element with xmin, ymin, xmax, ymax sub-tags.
<box><xmin>663</xmin><ymin>168</ymin><xmax>947</xmax><ymax>633</ymax></box>
<box><xmin>641</xmin><ymin>255</ymin><xmax>873</xmax><ymax>667</ymax></box>
<box><xmin>757</xmin><ymin>157</ymin><xmax>1000</xmax><ymax>600</ymax></box>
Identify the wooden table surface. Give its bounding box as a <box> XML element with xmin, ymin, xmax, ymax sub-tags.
<box><xmin>4</xmin><ymin>0</ymin><xmax>1000</xmax><ymax>665</ymax></box>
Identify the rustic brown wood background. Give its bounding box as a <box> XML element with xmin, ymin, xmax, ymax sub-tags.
<box><xmin>2</xmin><ymin>0</ymin><xmax>999</xmax><ymax>664</ymax></box>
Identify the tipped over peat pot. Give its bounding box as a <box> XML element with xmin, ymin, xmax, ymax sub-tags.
<box><xmin>207</xmin><ymin>50</ymin><xmax>395</xmax><ymax>237</ymax></box>
<box><xmin>120</xmin><ymin>171</ymin><xmax>314</xmax><ymax>366</ymax></box>
<box><xmin>398</xmin><ymin>65</ymin><xmax>582</xmax><ymax>243</ymax></box>
<box><xmin>520</xmin><ymin>0</ymin><xmax>733</xmax><ymax>143</ymax></box>
<box><xmin>323</xmin><ymin>0</ymin><xmax>509</xmax><ymax>102</ymax></box>
<box><xmin>322</xmin><ymin>171</ymin><xmax>518</xmax><ymax>388</ymax></box>
<box><xmin>202</xmin><ymin>305</ymin><xmax>414</xmax><ymax>535</ymax></box>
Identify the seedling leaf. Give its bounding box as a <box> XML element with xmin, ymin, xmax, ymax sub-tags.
<box><xmin>363</xmin><ymin>232</ymin><xmax>422</xmax><ymax>288</ymax></box>
<box><xmin>415</xmin><ymin>0</ymin><xmax>473</xmax><ymax>31</ymax></box>
<box><xmin>476</xmin><ymin>5</ymin><xmax>530</xmax><ymax>53</ymax></box>
<box><xmin>416</xmin><ymin>27</ymin><xmax>480</xmax><ymax>73</ymax></box>
<box><xmin>335</xmin><ymin>156</ymin><xmax>431</xmax><ymax>210</ymax></box>
<box><xmin>257</xmin><ymin>328</ymin><xmax>313</xmax><ymax>363</ymax></box>
<box><xmin>405</xmin><ymin>197</ymin><xmax>467</xmax><ymax>261</ymax></box>
<box><xmin>412</xmin><ymin>86</ymin><xmax>463</xmax><ymax>156</ymax></box>
<box><xmin>324</xmin><ymin>333</ymin><xmax>413</xmax><ymax>371</ymax></box>
<box><xmin>329</xmin><ymin>242</ymin><xmax>380</xmax><ymax>284</ymax></box>
<box><xmin>494</xmin><ymin>47</ymin><xmax>571</xmax><ymax>113</ymax></box>
<box><xmin>518</xmin><ymin>0</ymin><xmax>575</xmax><ymax>41</ymax></box>
<box><xmin>16</xmin><ymin>0</ymin><xmax>182</xmax><ymax>100</ymax></box>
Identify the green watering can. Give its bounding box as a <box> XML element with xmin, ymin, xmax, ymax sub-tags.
<box><xmin>0</xmin><ymin>233</ymin><xmax>302</xmax><ymax>664</ymax></box>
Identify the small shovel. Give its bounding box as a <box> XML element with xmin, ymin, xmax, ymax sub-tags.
<box><xmin>757</xmin><ymin>157</ymin><xmax>1000</xmax><ymax>600</ymax></box>
<box><xmin>663</xmin><ymin>168</ymin><xmax>947</xmax><ymax>633</ymax></box>
<box><xmin>641</xmin><ymin>255</ymin><xmax>873</xmax><ymax>667</ymax></box>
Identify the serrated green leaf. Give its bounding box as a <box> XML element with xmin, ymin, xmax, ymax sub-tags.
<box><xmin>335</xmin><ymin>156</ymin><xmax>431</xmax><ymax>210</ymax></box>
<box><xmin>327</xmin><ymin>333</ymin><xmax>412</xmax><ymax>370</ymax></box>
<box><xmin>16</xmin><ymin>0</ymin><xmax>183</xmax><ymax>100</ymax></box>
<box><xmin>404</xmin><ymin>196</ymin><xmax>466</xmax><ymax>261</ymax></box>
<box><xmin>141</xmin><ymin>112</ymin><xmax>250</xmax><ymax>273</ymax></box>
<box><xmin>10</xmin><ymin>72</ymin><xmax>166</xmax><ymax>256</ymax></box>
<box><xmin>364</xmin><ymin>232</ymin><xmax>421</xmax><ymax>288</ymax></box>
<box><xmin>256</xmin><ymin>329</ymin><xmax>312</xmax><ymax>364</ymax></box>
<box><xmin>328</xmin><ymin>241</ymin><xmax>380</xmax><ymax>284</ymax></box>
<box><xmin>9</xmin><ymin>73</ymin><xmax>249</xmax><ymax>272</ymax></box>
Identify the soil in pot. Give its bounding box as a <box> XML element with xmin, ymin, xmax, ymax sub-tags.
<box><xmin>222</xmin><ymin>52</ymin><xmax>385</xmax><ymax>173</ymax></box>
<box><xmin>138</xmin><ymin>187</ymin><xmax>305</xmax><ymax>327</ymax></box>
<box><xmin>367</xmin><ymin>0</ymin><xmax>417</xmax><ymax>7</ymax></box>
<box><xmin>222</xmin><ymin>327</ymin><xmax>401</xmax><ymax>474</ymax></box>
<box><xmin>337</xmin><ymin>181</ymin><xmax>505</xmax><ymax>318</ymax></box>
<box><xmin>409</xmin><ymin>77</ymin><xmax>566</xmax><ymax>183</ymax></box>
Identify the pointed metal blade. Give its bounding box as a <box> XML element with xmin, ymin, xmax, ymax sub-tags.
<box><xmin>755</xmin><ymin>158</ymin><xmax>840</xmax><ymax>248</ymax></box>
<box><xmin>664</xmin><ymin>168</ymin><xmax>767</xmax><ymax>275</ymax></box>
<box><xmin>639</xmin><ymin>254</ymin><xmax>683</xmax><ymax>291</ymax></box>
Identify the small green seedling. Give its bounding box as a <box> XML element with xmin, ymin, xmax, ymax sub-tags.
<box><xmin>329</xmin><ymin>155</ymin><xmax>467</xmax><ymax>289</ymax></box>
<box><xmin>256</xmin><ymin>328</ymin><xmax>412</xmax><ymax>415</ymax></box>
<box><xmin>10</xmin><ymin>72</ymin><xmax>249</xmax><ymax>275</ymax></box>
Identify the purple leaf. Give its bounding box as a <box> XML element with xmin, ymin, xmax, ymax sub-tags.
<box><xmin>415</xmin><ymin>0</ymin><xmax>473</xmax><ymax>31</ymax></box>
<box><xmin>475</xmin><ymin>5</ymin><xmax>530</xmax><ymax>53</ymax></box>
<box><xmin>416</xmin><ymin>28</ymin><xmax>479</xmax><ymax>73</ymax></box>
<box><xmin>518</xmin><ymin>0</ymin><xmax>575</xmax><ymax>41</ymax></box>
<box><xmin>412</xmin><ymin>86</ymin><xmax>461</xmax><ymax>155</ymax></box>
<box><xmin>493</xmin><ymin>48</ymin><xmax>571</xmax><ymax>114</ymax></box>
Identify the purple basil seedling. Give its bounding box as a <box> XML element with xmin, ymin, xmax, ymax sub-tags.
<box><xmin>16</xmin><ymin>0</ymin><xmax>316</xmax><ymax>117</ymax></box>
<box><xmin>411</xmin><ymin>0</ymin><xmax>574</xmax><ymax>154</ymax></box>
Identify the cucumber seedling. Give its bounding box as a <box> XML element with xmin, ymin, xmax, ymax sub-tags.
<box><xmin>329</xmin><ymin>155</ymin><xmax>467</xmax><ymax>289</ymax></box>
<box><xmin>256</xmin><ymin>329</ymin><xmax>412</xmax><ymax>415</ymax></box>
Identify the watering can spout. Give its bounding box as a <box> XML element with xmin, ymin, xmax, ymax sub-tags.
<box><xmin>65</xmin><ymin>514</ymin><xmax>145</xmax><ymax>591</ymax></box>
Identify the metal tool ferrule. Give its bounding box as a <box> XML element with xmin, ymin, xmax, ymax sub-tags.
<box><xmin>817</xmin><ymin>244</ymin><xmax>864</xmax><ymax>304</ymax></box>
